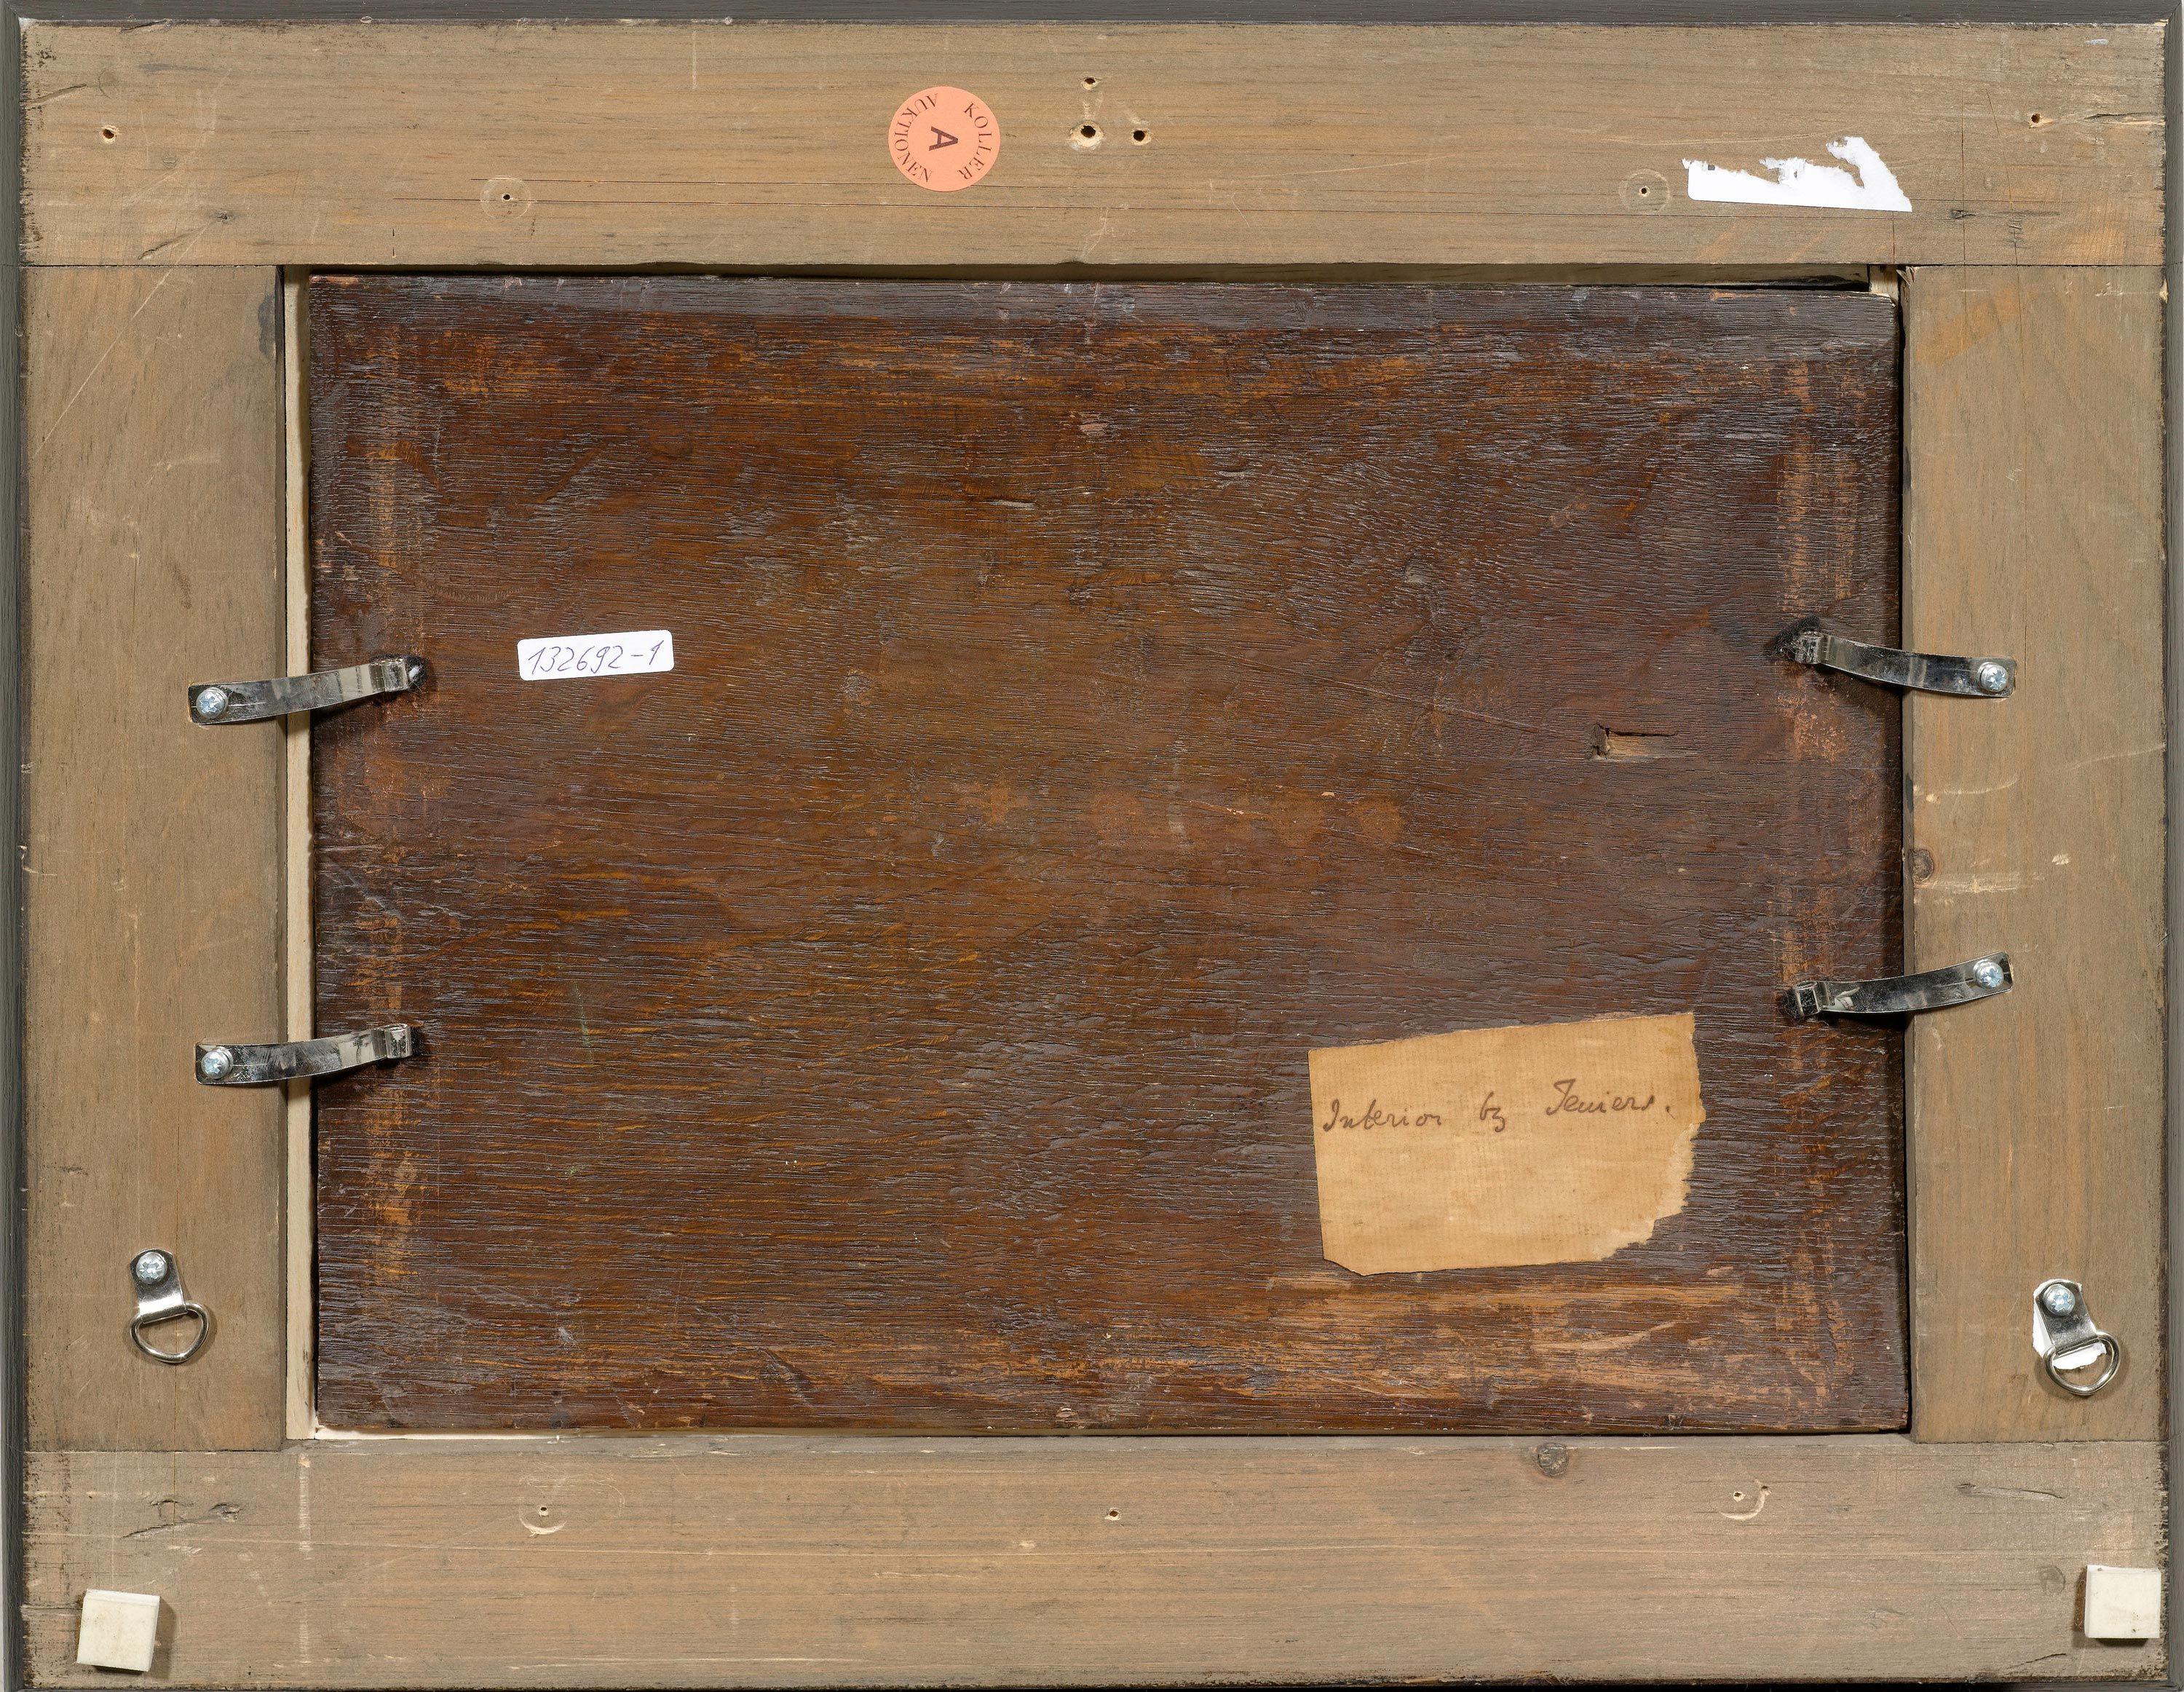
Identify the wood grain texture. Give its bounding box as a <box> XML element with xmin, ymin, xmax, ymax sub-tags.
<box><xmin>20</xmin><ymin>1436</ymin><xmax>2168</xmax><ymax>1686</ymax></box>
<box><xmin>309</xmin><ymin>275</ymin><xmax>1905</xmax><ymax>1433</ymax></box>
<box><xmin>22</xmin><ymin>266</ymin><xmax>288</xmax><ymax>1450</ymax></box>
<box><xmin>1904</xmin><ymin>268</ymin><xmax>2167</xmax><ymax>1442</ymax></box>
<box><xmin>17</xmin><ymin>0</ymin><xmax>2177</xmax><ymax>21</ymax></box>
<box><xmin>283</xmin><ymin>272</ymin><xmax>318</xmax><ymax>1439</ymax></box>
<box><xmin>19</xmin><ymin>23</ymin><xmax>2164</xmax><ymax>269</ymax></box>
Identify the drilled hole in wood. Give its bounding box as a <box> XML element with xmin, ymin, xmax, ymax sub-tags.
<box><xmin>99</xmin><ymin>126</ymin><xmax>116</xmax><ymax>142</ymax></box>
<box><xmin>1071</xmin><ymin>123</ymin><xmax>1104</xmax><ymax>151</ymax></box>
<box><xmin>1131</xmin><ymin>128</ymin><xmax>1149</xmax><ymax>143</ymax></box>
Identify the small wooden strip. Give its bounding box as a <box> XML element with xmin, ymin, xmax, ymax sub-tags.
<box><xmin>20</xmin><ymin>23</ymin><xmax>2164</xmax><ymax>269</ymax></box>
<box><xmin>1904</xmin><ymin>268</ymin><xmax>2166</xmax><ymax>1441</ymax></box>
<box><xmin>282</xmin><ymin>272</ymin><xmax>317</xmax><ymax>1440</ymax></box>
<box><xmin>23</xmin><ymin>266</ymin><xmax>287</xmax><ymax>1450</ymax></box>
<box><xmin>21</xmin><ymin>1436</ymin><xmax>2167</xmax><ymax>1685</ymax></box>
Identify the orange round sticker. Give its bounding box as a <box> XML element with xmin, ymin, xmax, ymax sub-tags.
<box><xmin>889</xmin><ymin>86</ymin><xmax>1000</xmax><ymax>192</ymax></box>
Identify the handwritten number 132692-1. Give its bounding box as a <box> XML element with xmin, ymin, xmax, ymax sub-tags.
<box><xmin>515</xmin><ymin>628</ymin><xmax>676</xmax><ymax>682</ymax></box>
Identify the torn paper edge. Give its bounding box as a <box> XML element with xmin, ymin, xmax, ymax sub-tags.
<box><xmin>1307</xmin><ymin>1011</ymin><xmax>1705</xmax><ymax>1274</ymax></box>
<box><xmin>1682</xmin><ymin>135</ymin><xmax>1912</xmax><ymax>213</ymax></box>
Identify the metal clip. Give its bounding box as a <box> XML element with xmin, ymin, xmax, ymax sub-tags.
<box><xmin>1782</xmin><ymin>622</ymin><xmax>2015</xmax><ymax>698</ymax></box>
<box><xmin>129</xmin><ymin>1249</ymin><xmax>208</xmax><ymax>1364</ymax></box>
<box><xmin>2034</xmin><ymin>1278</ymin><xmax>2121</xmax><ymax>1398</ymax></box>
<box><xmin>195</xmin><ymin>1024</ymin><xmax>414</xmax><ymax>1086</ymax></box>
<box><xmin>188</xmin><ymin>655</ymin><xmax>424</xmax><ymax>724</ymax></box>
<box><xmin>1784</xmin><ymin>953</ymin><xmax>2011</xmax><ymax>1021</ymax></box>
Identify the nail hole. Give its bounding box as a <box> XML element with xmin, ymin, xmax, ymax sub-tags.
<box><xmin>1105</xmin><ymin>1509</ymin><xmax>1120</xmax><ymax>1519</ymax></box>
<box><xmin>1080</xmin><ymin>124</ymin><xmax>1099</xmax><ymax>138</ymax></box>
<box><xmin>1083</xmin><ymin>75</ymin><xmax>1097</xmax><ymax>87</ymax></box>
<box><xmin>98</xmin><ymin>126</ymin><xmax>116</xmax><ymax>142</ymax></box>
<box><xmin>1131</xmin><ymin>128</ymin><xmax>1149</xmax><ymax>143</ymax></box>
<box><xmin>1070</xmin><ymin>123</ymin><xmax>1104</xmax><ymax>152</ymax></box>
<box><xmin>2030</xmin><ymin>111</ymin><xmax>2047</xmax><ymax>125</ymax></box>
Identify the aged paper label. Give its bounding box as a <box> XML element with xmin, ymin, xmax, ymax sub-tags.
<box><xmin>1307</xmin><ymin>1013</ymin><xmax>1704</xmax><ymax>1274</ymax></box>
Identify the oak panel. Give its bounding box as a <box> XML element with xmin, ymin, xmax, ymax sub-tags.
<box><xmin>309</xmin><ymin>275</ymin><xmax>1905</xmax><ymax>1434</ymax></box>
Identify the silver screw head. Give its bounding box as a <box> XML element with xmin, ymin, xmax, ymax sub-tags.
<box><xmin>132</xmin><ymin>1250</ymin><xmax>170</xmax><ymax>1287</ymax></box>
<box><xmin>1971</xmin><ymin>958</ymin><xmax>2006</xmax><ymax>991</ymax></box>
<box><xmin>1974</xmin><ymin>660</ymin><xmax>2010</xmax><ymax>695</ymax></box>
<box><xmin>197</xmin><ymin>1045</ymin><xmax>234</xmax><ymax>1081</ymax></box>
<box><xmin>2041</xmin><ymin>1281</ymin><xmax>2080</xmax><ymax>1319</ymax></box>
<box><xmin>192</xmin><ymin>685</ymin><xmax>230</xmax><ymax>720</ymax></box>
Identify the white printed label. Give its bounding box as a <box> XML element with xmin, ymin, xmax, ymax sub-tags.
<box><xmin>516</xmin><ymin>629</ymin><xmax>675</xmax><ymax>681</ymax></box>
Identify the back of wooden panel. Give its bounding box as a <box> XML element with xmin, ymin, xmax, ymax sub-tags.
<box><xmin>308</xmin><ymin>276</ymin><xmax>1904</xmax><ymax>1433</ymax></box>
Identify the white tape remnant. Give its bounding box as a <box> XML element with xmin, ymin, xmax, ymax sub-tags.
<box><xmin>1682</xmin><ymin>135</ymin><xmax>1912</xmax><ymax>213</ymax></box>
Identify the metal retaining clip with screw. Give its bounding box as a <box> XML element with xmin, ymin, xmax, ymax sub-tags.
<box><xmin>1784</xmin><ymin>953</ymin><xmax>2013</xmax><ymax>1021</ymax></box>
<box><xmin>196</xmin><ymin>1024</ymin><xmax>415</xmax><ymax>1086</ymax></box>
<box><xmin>188</xmin><ymin>655</ymin><xmax>425</xmax><ymax>725</ymax></box>
<box><xmin>1779</xmin><ymin>620</ymin><xmax>2017</xmax><ymax>698</ymax></box>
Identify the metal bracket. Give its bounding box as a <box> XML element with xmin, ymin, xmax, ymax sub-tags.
<box><xmin>128</xmin><ymin>1249</ymin><xmax>208</xmax><ymax>1364</ymax></box>
<box><xmin>1782</xmin><ymin>622</ymin><xmax>2016</xmax><ymax>698</ymax></box>
<box><xmin>2034</xmin><ymin>1278</ymin><xmax>2122</xmax><ymax>1399</ymax></box>
<box><xmin>195</xmin><ymin>1024</ymin><xmax>414</xmax><ymax>1086</ymax></box>
<box><xmin>1784</xmin><ymin>953</ymin><xmax>2012</xmax><ymax>1021</ymax></box>
<box><xmin>188</xmin><ymin>655</ymin><xmax>424</xmax><ymax>724</ymax></box>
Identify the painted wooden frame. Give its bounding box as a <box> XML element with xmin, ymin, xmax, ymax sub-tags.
<box><xmin>9</xmin><ymin>18</ymin><xmax>2169</xmax><ymax>1687</ymax></box>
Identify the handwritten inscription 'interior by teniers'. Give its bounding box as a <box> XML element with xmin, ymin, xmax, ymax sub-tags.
<box><xmin>1318</xmin><ymin>1077</ymin><xmax>1669</xmax><ymax>1137</ymax></box>
<box><xmin>1307</xmin><ymin>1013</ymin><xmax>1706</xmax><ymax>1274</ymax></box>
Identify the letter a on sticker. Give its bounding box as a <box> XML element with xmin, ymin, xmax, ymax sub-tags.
<box><xmin>888</xmin><ymin>86</ymin><xmax>1001</xmax><ymax>192</ymax></box>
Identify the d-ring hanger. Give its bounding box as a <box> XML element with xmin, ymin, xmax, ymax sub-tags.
<box><xmin>2033</xmin><ymin>1278</ymin><xmax>2121</xmax><ymax>1399</ymax></box>
<box><xmin>128</xmin><ymin>1249</ymin><xmax>209</xmax><ymax>1364</ymax></box>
